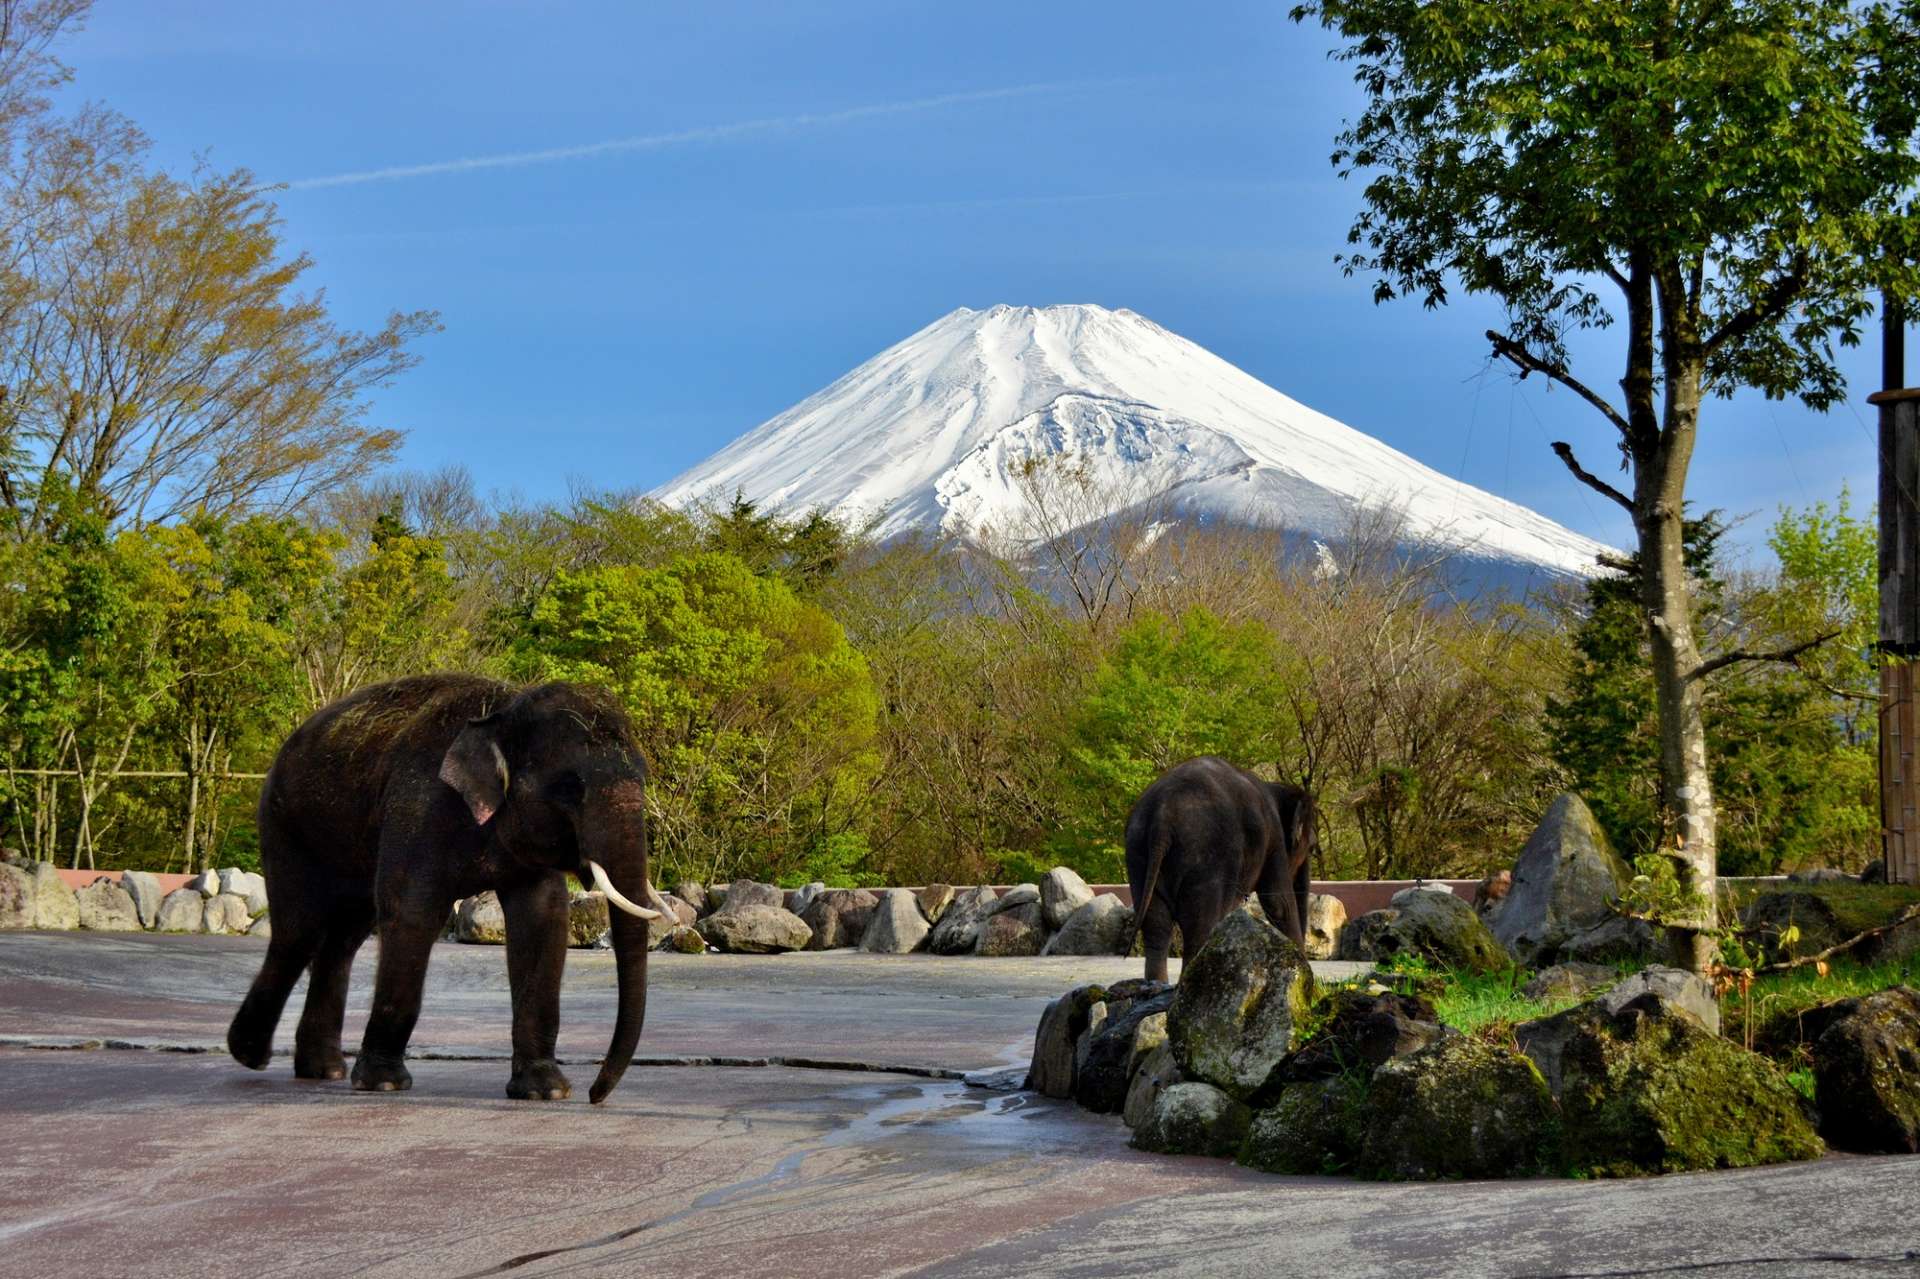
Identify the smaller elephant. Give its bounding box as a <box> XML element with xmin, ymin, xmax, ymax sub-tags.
<box><xmin>1125</xmin><ymin>756</ymin><xmax>1318</xmax><ymax>983</ymax></box>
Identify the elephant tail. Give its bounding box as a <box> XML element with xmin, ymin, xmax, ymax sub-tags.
<box><xmin>1125</xmin><ymin>818</ymin><xmax>1174</xmax><ymax>956</ymax></box>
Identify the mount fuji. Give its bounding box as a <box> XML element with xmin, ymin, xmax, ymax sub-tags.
<box><xmin>652</xmin><ymin>304</ymin><xmax>1613</xmax><ymax>580</ymax></box>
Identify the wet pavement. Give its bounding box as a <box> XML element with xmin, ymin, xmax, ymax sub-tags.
<box><xmin>1</xmin><ymin>931</ymin><xmax>1916</xmax><ymax>1278</ymax></box>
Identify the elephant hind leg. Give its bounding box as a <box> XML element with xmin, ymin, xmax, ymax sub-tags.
<box><xmin>228</xmin><ymin>923</ymin><xmax>324</xmax><ymax>1070</ymax></box>
<box><xmin>1139</xmin><ymin>896</ymin><xmax>1175</xmax><ymax>985</ymax></box>
<box><xmin>294</xmin><ymin>902</ymin><xmax>374</xmax><ymax>1081</ymax></box>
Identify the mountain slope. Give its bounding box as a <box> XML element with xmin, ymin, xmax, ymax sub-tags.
<box><xmin>652</xmin><ymin>304</ymin><xmax>1612</xmax><ymax>577</ymax></box>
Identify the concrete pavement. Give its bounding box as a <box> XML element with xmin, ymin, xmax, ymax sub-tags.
<box><xmin>0</xmin><ymin>932</ymin><xmax>1915</xmax><ymax>1278</ymax></box>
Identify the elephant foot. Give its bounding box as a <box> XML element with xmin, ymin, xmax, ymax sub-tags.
<box><xmin>228</xmin><ymin>1024</ymin><xmax>274</xmax><ymax>1072</ymax></box>
<box><xmin>350</xmin><ymin>1053</ymin><xmax>413</xmax><ymax>1093</ymax></box>
<box><xmin>293</xmin><ymin>1046</ymin><xmax>348</xmax><ymax>1081</ymax></box>
<box><xmin>507</xmin><ymin>1059</ymin><xmax>573</xmax><ymax>1101</ymax></box>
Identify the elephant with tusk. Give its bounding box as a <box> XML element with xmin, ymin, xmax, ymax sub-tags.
<box><xmin>227</xmin><ymin>674</ymin><xmax>661</xmax><ymax>1103</ymax></box>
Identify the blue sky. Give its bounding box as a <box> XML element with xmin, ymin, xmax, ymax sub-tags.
<box><xmin>65</xmin><ymin>1</ymin><xmax>1885</xmax><ymax>560</ymax></box>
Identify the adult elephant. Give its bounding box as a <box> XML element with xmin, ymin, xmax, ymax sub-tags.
<box><xmin>1125</xmin><ymin>756</ymin><xmax>1318</xmax><ymax>983</ymax></box>
<box><xmin>227</xmin><ymin>675</ymin><xmax>664</xmax><ymax>1104</ymax></box>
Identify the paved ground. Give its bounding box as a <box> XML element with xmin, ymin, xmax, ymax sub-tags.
<box><xmin>1</xmin><ymin>932</ymin><xmax>1916</xmax><ymax>1279</ymax></box>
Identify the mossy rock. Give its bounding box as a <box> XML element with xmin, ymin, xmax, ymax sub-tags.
<box><xmin>1239</xmin><ymin>1075</ymin><xmax>1366</xmax><ymax>1175</ymax></box>
<box><xmin>1131</xmin><ymin>1081</ymin><xmax>1252</xmax><ymax>1158</ymax></box>
<box><xmin>1166</xmin><ymin>910</ymin><xmax>1315</xmax><ymax>1101</ymax></box>
<box><xmin>1811</xmin><ymin>986</ymin><xmax>1920</xmax><ymax>1154</ymax></box>
<box><xmin>1263</xmin><ymin>988</ymin><xmax>1452</xmax><ymax>1100</ymax></box>
<box><xmin>1539</xmin><ymin>996</ymin><xmax>1822</xmax><ymax>1177</ymax></box>
<box><xmin>1357</xmin><ymin>1036</ymin><xmax>1555</xmax><ymax>1180</ymax></box>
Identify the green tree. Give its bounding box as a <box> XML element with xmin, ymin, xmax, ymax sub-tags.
<box><xmin>297</xmin><ymin>513</ymin><xmax>470</xmax><ymax>708</ymax></box>
<box><xmin>511</xmin><ymin>552</ymin><xmax>879</xmax><ymax>885</ymax></box>
<box><xmin>1291</xmin><ymin>0</ymin><xmax>1920</xmax><ymax>968</ymax></box>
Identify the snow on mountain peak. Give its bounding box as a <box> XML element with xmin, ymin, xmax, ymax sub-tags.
<box><xmin>652</xmin><ymin>304</ymin><xmax>1614</xmax><ymax>577</ymax></box>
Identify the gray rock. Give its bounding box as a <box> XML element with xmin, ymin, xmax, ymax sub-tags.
<box><xmin>1741</xmin><ymin>891</ymin><xmax>1846</xmax><ymax>960</ymax></box>
<box><xmin>974</xmin><ymin>901</ymin><xmax>1045</xmax><ymax>956</ymax></box>
<box><xmin>1334</xmin><ymin>909</ymin><xmax>1400</xmax><ymax>962</ymax></box>
<box><xmin>1239</xmin><ymin>1076</ymin><xmax>1364</xmax><ymax>1175</ymax></box>
<box><xmin>1073</xmin><ymin>1002</ymin><xmax>1108</xmax><ymax>1078</ymax></box>
<box><xmin>991</xmin><ymin>883</ymin><xmax>1040</xmax><ymax>913</ymax></box>
<box><xmin>916</xmin><ymin>883</ymin><xmax>955</xmax><ymax>924</ymax></box>
<box><xmin>659</xmin><ymin>892</ymin><xmax>698</xmax><ymax>928</ymax></box>
<box><xmin>925</xmin><ymin>885</ymin><xmax>1001</xmax><ymax>955</ymax></box>
<box><xmin>660</xmin><ymin>925</ymin><xmax>707</xmax><ymax>953</ymax></box>
<box><xmin>674</xmin><ymin>880</ymin><xmax>710</xmax><ymax>916</ymax></box>
<box><xmin>1598</xmin><ymin>965</ymin><xmax>1720</xmax><ymax>1035</ymax></box>
<box><xmin>154</xmin><ymin>888</ymin><xmax>205</xmax><ymax>933</ymax></box>
<box><xmin>800</xmin><ymin>888</ymin><xmax>880</xmax><ymax>950</ymax></box>
<box><xmin>1304</xmin><ymin>893</ymin><xmax>1346</xmax><ymax>960</ymax></box>
<box><xmin>119</xmin><ymin>871</ymin><xmax>162</xmax><ymax>928</ymax></box>
<box><xmin>1811</xmin><ymin>986</ymin><xmax>1920</xmax><ymax>1154</ymax></box>
<box><xmin>1123</xmin><ymin>1042</ymin><xmax>1182</xmax><ymax>1130</ymax></box>
<box><xmin>1358</xmin><ymin>1037</ymin><xmax>1554</xmax><ymax>1180</ymax></box>
<box><xmin>455</xmin><ymin>891</ymin><xmax>507</xmax><ymax>944</ymax></box>
<box><xmin>186</xmin><ymin>869</ymin><xmax>221</xmax><ymax>898</ymax></box>
<box><xmin>218</xmin><ymin>869</ymin><xmax>269</xmax><ymax>914</ymax></box>
<box><xmin>707</xmin><ymin>884</ymin><xmax>728</xmax><ymax>911</ymax></box>
<box><xmin>1130</xmin><ymin>1082</ymin><xmax>1252</xmax><ymax>1157</ymax></box>
<box><xmin>1371</xmin><ymin>888</ymin><xmax>1509</xmax><ymax>973</ymax></box>
<box><xmin>785</xmin><ymin>882</ymin><xmax>826</xmax><ymax>916</ymax></box>
<box><xmin>1028</xmin><ymin>984</ymin><xmax>1108</xmax><ymax>1098</ymax></box>
<box><xmin>1789</xmin><ymin>867</ymin><xmax>1854</xmax><ymax>884</ymax></box>
<box><xmin>1040</xmin><ymin>867</ymin><xmax>1095</xmax><ymax>930</ymax></box>
<box><xmin>1073</xmin><ymin>990</ymin><xmax>1176</xmax><ymax>1113</ymax></box>
<box><xmin>28</xmin><ymin>863</ymin><xmax>77</xmax><ymax>930</ymax></box>
<box><xmin>858</xmin><ymin>888</ymin><xmax>930</xmax><ymax>953</ymax></box>
<box><xmin>0</xmin><ymin>863</ymin><xmax>31</xmax><ymax>929</ymax></box>
<box><xmin>1042</xmin><ymin>894</ymin><xmax>1134</xmax><ymax>956</ymax></box>
<box><xmin>566</xmin><ymin>891</ymin><xmax>610</xmax><ymax>947</ymax></box>
<box><xmin>1860</xmin><ymin>859</ymin><xmax>1887</xmax><ymax>885</ymax></box>
<box><xmin>695</xmin><ymin>904</ymin><xmax>811</xmax><ymax>954</ymax></box>
<box><xmin>247</xmin><ymin>914</ymin><xmax>272</xmax><ymax>940</ymax></box>
<box><xmin>1521</xmin><ymin>962</ymin><xmax>1620</xmax><ymax>1002</ymax></box>
<box><xmin>203</xmin><ymin>893</ymin><xmax>252</xmax><ymax>935</ymax></box>
<box><xmin>713</xmin><ymin>879</ymin><xmax>783</xmax><ymax>915</ymax></box>
<box><xmin>1268</xmin><ymin>990</ymin><xmax>1453</xmax><ymax>1093</ymax></box>
<box><xmin>1490</xmin><ymin>793</ymin><xmax>1631</xmax><ymax>966</ymax></box>
<box><xmin>1166</xmin><ymin>910</ymin><xmax>1315</xmax><ymax>1101</ymax></box>
<box><xmin>1558</xmin><ymin>914</ymin><xmax>1656</xmax><ymax>965</ymax></box>
<box><xmin>74</xmin><ymin>878</ymin><xmax>141</xmax><ymax>931</ymax></box>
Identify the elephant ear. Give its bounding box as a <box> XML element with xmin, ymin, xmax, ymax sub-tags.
<box><xmin>439</xmin><ymin>716</ymin><xmax>509</xmax><ymax>826</ymax></box>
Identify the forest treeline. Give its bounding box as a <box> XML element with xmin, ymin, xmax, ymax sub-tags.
<box><xmin>0</xmin><ymin>465</ymin><xmax>1878</xmax><ymax>888</ymax></box>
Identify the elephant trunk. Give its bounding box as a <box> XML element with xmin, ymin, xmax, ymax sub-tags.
<box><xmin>581</xmin><ymin>780</ymin><xmax>652</xmax><ymax>1104</ymax></box>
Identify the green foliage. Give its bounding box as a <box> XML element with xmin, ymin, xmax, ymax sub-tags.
<box><xmin>511</xmin><ymin>551</ymin><xmax>879</xmax><ymax>886</ymax></box>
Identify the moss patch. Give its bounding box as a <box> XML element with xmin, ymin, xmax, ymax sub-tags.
<box><xmin>1357</xmin><ymin>1037</ymin><xmax>1555</xmax><ymax>1180</ymax></box>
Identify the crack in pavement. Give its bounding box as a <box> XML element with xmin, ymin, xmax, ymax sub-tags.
<box><xmin>1509</xmin><ymin>1251</ymin><xmax>1920</xmax><ymax>1278</ymax></box>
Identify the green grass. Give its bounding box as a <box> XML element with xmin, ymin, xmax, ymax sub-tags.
<box><xmin>1721</xmin><ymin>954</ymin><xmax>1920</xmax><ymax>1053</ymax></box>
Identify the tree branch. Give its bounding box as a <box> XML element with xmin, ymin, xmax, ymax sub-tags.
<box><xmin>1754</xmin><ymin>902</ymin><xmax>1920</xmax><ymax>973</ymax></box>
<box><xmin>1705</xmin><ymin>254</ymin><xmax>1810</xmax><ymax>354</ymax></box>
<box><xmin>1688</xmin><ymin>630</ymin><xmax>1841</xmax><ymax>683</ymax></box>
<box><xmin>1485</xmin><ymin>330</ymin><xmax>1633</xmax><ymax>436</ymax></box>
<box><xmin>1550</xmin><ymin>441</ymin><xmax>1634</xmax><ymax>512</ymax></box>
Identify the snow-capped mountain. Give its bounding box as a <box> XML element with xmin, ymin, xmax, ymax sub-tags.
<box><xmin>653</xmin><ymin>304</ymin><xmax>1613</xmax><ymax>578</ymax></box>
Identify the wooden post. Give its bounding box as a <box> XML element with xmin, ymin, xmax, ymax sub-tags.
<box><xmin>1874</xmin><ymin>381</ymin><xmax>1920</xmax><ymax>886</ymax></box>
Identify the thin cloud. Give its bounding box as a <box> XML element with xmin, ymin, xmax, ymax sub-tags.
<box><xmin>285</xmin><ymin>81</ymin><xmax>1107</xmax><ymax>191</ymax></box>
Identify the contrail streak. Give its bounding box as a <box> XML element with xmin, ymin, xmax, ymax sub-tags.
<box><xmin>285</xmin><ymin>81</ymin><xmax>1096</xmax><ymax>191</ymax></box>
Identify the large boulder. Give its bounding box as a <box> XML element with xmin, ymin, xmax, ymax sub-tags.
<box><xmin>1358</xmin><ymin>1036</ymin><xmax>1555</xmax><ymax>1180</ymax></box>
<box><xmin>1123</xmin><ymin>1043</ymin><xmax>1183</xmax><ymax>1130</ymax></box>
<box><xmin>186</xmin><ymin>869</ymin><xmax>221</xmax><ymax>897</ymax></box>
<box><xmin>203</xmin><ymin>893</ymin><xmax>252</xmax><ymax>935</ymax></box>
<box><xmin>218</xmin><ymin>869</ymin><xmax>269</xmax><ymax>915</ymax></box>
<box><xmin>1166</xmin><ymin>910</ymin><xmax>1315</xmax><ymax>1101</ymax></box>
<box><xmin>1042</xmin><ymin>894</ymin><xmax>1134</xmax><ymax>956</ymax></box>
<box><xmin>119</xmin><ymin>870</ymin><xmax>162</xmax><ymax>928</ymax></box>
<box><xmin>1304</xmin><ymin>893</ymin><xmax>1346</xmax><ymax>960</ymax></box>
<box><xmin>1597</xmin><ymin>965</ymin><xmax>1720</xmax><ymax>1035</ymax></box>
<box><xmin>1027</xmin><ymin>983</ymin><xmax>1109</xmax><ymax>1098</ymax></box>
<box><xmin>1558</xmin><ymin>915</ymin><xmax>1656</xmax><ymax>966</ymax></box>
<box><xmin>1267</xmin><ymin>989</ymin><xmax>1453</xmax><ymax>1093</ymax></box>
<box><xmin>1517</xmin><ymin>993</ymin><xmax>1820</xmax><ymax>1175</ymax></box>
<box><xmin>858</xmin><ymin>888</ymin><xmax>930</xmax><ymax>953</ymax></box>
<box><xmin>247</xmin><ymin>913</ymin><xmax>272</xmax><ymax>940</ymax></box>
<box><xmin>992</xmin><ymin>883</ymin><xmax>1040</xmax><ymax>912</ymax></box>
<box><xmin>154</xmin><ymin>887</ymin><xmax>205</xmax><ymax>933</ymax></box>
<box><xmin>658</xmin><ymin>925</ymin><xmax>707</xmax><ymax>954</ymax></box>
<box><xmin>1741</xmin><ymin>891</ymin><xmax>1847</xmax><ymax>960</ymax></box>
<box><xmin>1040</xmin><ymin>867</ymin><xmax>1095</xmax><ymax>930</ymax></box>
<box><xmin>1130</xmin><ymin>1082</ymin><xmax>1252</xmax><ymax>1158</ymax></box>
<box><xmin>1238</xmin><ymin>1075</ymin><xmax>1366</xmax><ymax>1175</ymax></box>
<box><xmin>658</xmin><ymin>892</ymin><xmax>698</xmax><ymax>928</ymax></box>
<box><xmin>1072</xmin><ymin>990</ymin><xmax>1177</xmax><ymax>1114</ymax></box>
<box><xmin>975</xmin><ymin>901</ymin><xmax>1045</xmax><ymax>956</ymax></box>
<box><xmin>712</xmin><ymin>879</ymin><xmax>784</xmax><ymax>915</ymax></box>
<box><xmin>784</xmin><ymin>882</ymin><xmax>826</xmax><ymax>916</ymax></box>
<box><xmin>454</xmin><ymin>892</ymin><xmax>507</xmax><ymax>943</ymax></box>
<box><xmin>917</xmin><ymin>883</ymin><xmax>955</xmax><ymax>924</ymax></box>
<box><xmin>801</xmin><ymin>888</ymin><xmax>880</xmax><ymax>950</ymax></box>
<box><xmin>75</xmin><ymin>878</ymin><xmax>141</xmax><ymax>931</ymax></box>
<box><xmin>696</xmin><ymin>904</ymin><xmax>811</xmax><ymax>954</ymax></box>
<box><xmin>674</xmin><ymin>880</ymin><xmax>711</xmax><ymax>916</ymax></box>
<box><xmin>566</xmin><ymin>892</ymin><xmax>610</xmax><ymax>947</ymax></box>
<box><xmin>1490</xmin><ymin>793</ymin><xmax>1631</xmax><ymax>966</ymax></box>
<box><xmin>925</xmin><ymin>886</ymin><xmax>1001</xmax><ymax>955</ymax></box>
<box><xmin>1343</xmin><ymin>888</ymin><xmax>1507</xmax><ymax>974</ymax></box>
<box><xmin>1520</xmin><ymin>962</ymin><xmax>1619</xmax><ymax>1002</ymax></box>
<box><xmin>25</xmin><ymin>862</ymin><xmax>78</xmax><ymax>929</ymax></box>
<box><xmin>0</xmin><ymin>863</ymin><xmax>31</xmax><ymax>929</ymax></box>
<box><xmin>1810</xmin><ymin>986</ymin><xmax>1920</xmax><ymax>1153</ymax></box>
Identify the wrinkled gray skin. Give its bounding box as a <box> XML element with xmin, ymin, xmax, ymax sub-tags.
<box><xmin>1125</xmin><ymin>756</ymin><xmax>1316</xmax><ymax>983</ymax></box>
<box><xmin>226</xmin><ymin>675</ymin><xmax>654</xmax><ymax>1104</ymax></box>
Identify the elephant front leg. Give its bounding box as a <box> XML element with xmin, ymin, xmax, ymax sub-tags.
<box><xmin>351</xmin><ymin>909</ymin><xmax>443</xmax><ymax>1093</ymax></box>
<box><xmin>501</xmin><ymin>874</ymin><xmax>572</xmax><ymax>1101</ymax></box>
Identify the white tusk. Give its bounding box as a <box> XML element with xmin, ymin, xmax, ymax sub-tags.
<box><xmin>588</xmin><ymin>861</ymin><xmax>662</xmax><ymax>920</ymax></box>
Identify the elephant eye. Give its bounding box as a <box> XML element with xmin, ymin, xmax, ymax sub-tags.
<box><xmin>547</xmin><ymin>769</ymin><xmax>586</xmax><ymax>809</ymax></box>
